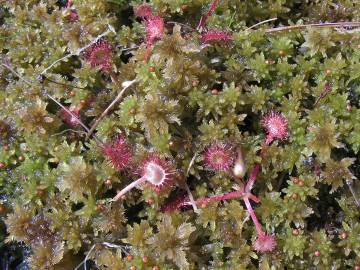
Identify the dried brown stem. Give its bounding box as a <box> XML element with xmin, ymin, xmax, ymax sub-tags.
<box><xmin>184</xmin><ymin>153</ymin><xmax>199</xmax><ymax>213</ymax></box>
<box><xmin>1</xmin><ymin>60</ymin><xmax>102</xmax><ymax>145</ymax></box>
<box><xmin>40</xmin><ymin>25</ymin><xmax>115</xmax><ymax>75</ymax></box>
<box><xmin>247</xmin><ymin>18</ymin><xmax>277</xmax><ymax>30</ymax></box>
<box><xmin>346</xmin><ymin>180</ymin><xmax>360</xmax><ymax>208</ymax></box>
<box><xmin>265</xmin><ymin>22</ymin><xmax>360</xmax><ymax>33</ymax></box>
<box><xmin>85</xmin><ymin>79</ymin><xmax>136</xmax><ymax>140</ymax></box>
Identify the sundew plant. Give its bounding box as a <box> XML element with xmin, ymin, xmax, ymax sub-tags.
<box><xmin>0</xmin><ymin>0</ymin><xmax>360</xmax><ymax>269</ymax></box>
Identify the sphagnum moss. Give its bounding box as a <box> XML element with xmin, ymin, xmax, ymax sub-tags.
<box><xmin>1</xmin><ymin>0</ymin><xmax>360</xmax><ymax>269</ymax></box>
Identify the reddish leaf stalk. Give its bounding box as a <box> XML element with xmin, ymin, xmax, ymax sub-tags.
<box><xmin>243</xmin><ymin>197</ymin><xmax>265</xmax><ymax>237</ymax></box>
<box><xmin>245</xmin><ymin>196</ymin><xmax>277</xmax><ymax>253</ymax></box>
<box><xmin>200</xmin><ymin>30</ymin><xmax>233</xmax><ymax>43</ymax></box>
<box><xmin>244</xmin><ymin>111</ymin><xmax>289</xmax><ymax>192</ymax></box>
<box><xmin>194</xmin><ymin>190</ymin><xmax>244</xmax><ymax>205</ymax></box>
<box><xmin>245</xmin><ymin>163</ymin><xmax>261</xmax><ymax>193</ymax></box>
<box><xmin>197</xmin><ymin>0</ymin><xmax>219</xmax><ymax>30</ymax></box>
<box><xmin>112</xmin><ymin>177</ymin><xmax>146</xmax><ymax>201</ymax></box>
<box><xmin>112</xmin><ymin>154</ymin><xmax>175</xmax><ymax>201</ymax></box>
<box><xmin>180</xmin><ymin>189</ymin><xmax>260</xmax><ymax>208</ymax></box>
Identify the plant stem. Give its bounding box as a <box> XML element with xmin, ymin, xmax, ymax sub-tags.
<box><xmin>182</xmin><ymin>188</ymin><xmax>262</xmax><ymax>207</ymax></box>
<box><xmin>196</xmin><ymin>190</ymin><xmax>244</xmax><ymax>205</ymax></box>
<box><xmin>185</xmin><ymin>153</ymin><xmax>199</xmax><ymax>213</ymax></box>
<box><xmin>112</xmin><ymin>177</ymin><xmax>146</xmax><ymax>201</ymax></box>
<box><xmin>245</xmin><ymin>143</ymin><xmax>267</xmax><ymax>193</ymax></box>
<box><xmin>346</xmin><ymin>179</ymin><xmax>360</xmax><ymax>208</ymax></box>
<box><xmin>40</xmin><ymin>25</ymin><xmax>115</xmax><ymax>75</ymax></box>
<box><xmin>265</xmin><ymin>22</ymin><xmax>360</xmax><ymax>33</ymax></box>
<box><xmin>197</xmin><ymin>0</ymin><xmax>219</xmax><ymax>31</ymax></box>
<box><xmin>245</xmin><ymin>163</ymin><xmax>261</xmax><ymax>193</ymax></box>
<box><xmin>247</xmin><ymin>18</ymin><xmax>277</xmax><ymax>30</ymax></box>
<box><xmin>74</xmin><ymin>243</ymin><xmax>96</xmax><ymax>270</ymax></box>
<box><xmin>1</xmin><ymin>60</ymin><xmax>106</xmax><ymax>146</ymax></box>
<box><xmin>85</xmin><ymin>79</ymin><xmax>136</xmax><ymax>140</ymax></box>
<box><xmin>243</xmin><ymin>197</ymin><xmax>264</xmax><ymax>237</ymax></box>
<box><xmin>44</xmin><ymin>76</ymin><xmax>86</xmax><ymax>90</ymax></box>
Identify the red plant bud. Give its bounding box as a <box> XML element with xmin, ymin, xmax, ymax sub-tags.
<box><xmin>232</xmin><ymin>147</ymin><xmax>246</xmax><ymax>178</ymax></box>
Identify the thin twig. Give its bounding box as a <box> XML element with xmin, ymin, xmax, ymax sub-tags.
<box><xmin>346</xmin><ymin>179</ymin><xmax>360</xmax><ymax>208</ymax></box>
<box><xmin>40</xmin><ymin>24</ymin><xmax>115</xmax><ymax>75</ymax></box>
<box><xmin>46</xmin><ymin>95</ymin><xmax>89</xmax><ymax>133</ymax></box>
<box><xmin>2</xmin><ymin>57</ymin><xmax>86</xmax><ymax>90</ymax></box>
<box><xmin>265</xmin><ymin>22</ymin><xmax>360</xmax><ymax>33</ymax></box>
<box><xmin>74</xmin><ymin>244</ymin><xmax>97</xmax><ymax>270</ymax></box>
<box><xmin>186</xmin><ymin>153</ymin><xmax>197</xmax><ymax>176</ymax></box>
<box><xmin>197</xmin><ymin>0</ymin><xmax>219</xmax><ymax>31</ymax></box>
<box><xmin>51</xmin><ymin>129</ymin><xmax>88</xmax><ymax>137</ymax></box>
<box><xmin>44</xmin><ymin>76</ymin><xmax>87</xmax><ymax>90</ymax></box>
<box><xmin>314</xmin><ymin>81</ymin><xmax>332</xmax><ymax>107</ymax></box>
<box><xmin>74</xmin><ymin>242</ymin><xmax>131</xmax><ymax>270</ymax></box>
<box><xmin>184</xmin><ymin>153</ymin><xmax>199</xmax><ymax>213</ymax></box>
<box><xmin>1</xmin><ymin>60</ymin><xmax>102</xmax><ymax>145</ymax></box>
<box><xmin>85</xmin><ymin>79</ymin><xmax>136</xmax><ymax>140</ymax></box>
<box><xmin>167</xmin><ymin>21</ymin><xmax>195</xmax><ymax>31</ymax></box>
<box><xmin>120</xmin><ymin>46</ymin><xmax>140</xmax><ymax>53</ymax></box>
<box><xmin>247</xmin><ymin>18</ymin><xmax>277</xmax><ymax>30</ymax></box>
<box><xmin>0</xmin><ymin>62</ymin><xmax>33</xmax><ymax>85</ymax></box>
<box><xmin>102</xmin><ymin>242</ymin><xmax>130</xmax><ymax>255</ymax></box>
